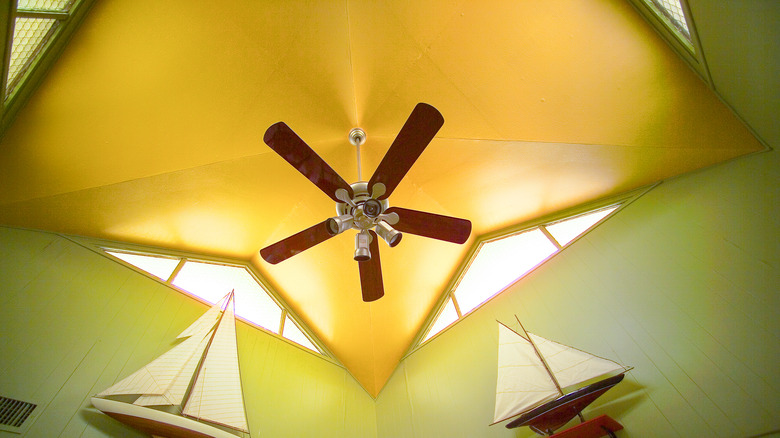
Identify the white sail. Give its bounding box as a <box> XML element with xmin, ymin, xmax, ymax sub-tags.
<box><xmin>529</xmin><ymin>332</ymin><xmax>624</xmax><ymax>390</ymax></box>
<box><xmin>133</xmin><ymin>333</ymin><xmax>212</xmax><ymax>406</ymax></box>
<box><xmin>176</xmin><ymin>295</ymin><xmax>228</xmax><ymax>339</ymax></box>
<box><xmin>493</xmin><ymin>323</ymin><xmax>627</xmax><ymax>424</ymax></box>
<box><xmin>97</xmin><ymin>318</ymin><xmax>215</xmax><ymax>399</ymax></box>
<box><xmin>493</xmin><ymin>324</ymin><xmax>560</xmax><ymax>424</ymax></box>
<box><xmin>94</xmin><ymin>291</ymin><xmax>250</xmax><ymax>435</ymax></box>
<box><xmin>97</xmin><ymin>366</ymin><xmax>167</xmax><ymax>398</ymax></box>
<box><xmin>183</xmin><ymin>293</ymin><xmax>249</xmax><ymax>432</ymax></box>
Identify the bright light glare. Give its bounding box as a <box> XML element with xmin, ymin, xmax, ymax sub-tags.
<box><xmin>454</xmin><ymin>229</ymin><xmax>557</xmax><ymax>314</ymax></box>
<box><xmin>106</xmin><ymin>251</ymin><xmax>180</xmax><ymax>281</ymax></box>
<box><xmin>423</xmin><ymin>298</ymin><xmax>458</xmax><ymax>343</ymax></box>
<box><xmin>172</xmin><ymin>261</ymin><xmax>282</xmax><ymax>333</ymax></box>
<box><xmin>282</xmin><ymin>316</ymin><xmax>319</xmax><ymax>352</ymax></box>
<box><xmin>545</xmin><ymin>206</ymin><xmax>617</xmax><ymax>246</ymax></box>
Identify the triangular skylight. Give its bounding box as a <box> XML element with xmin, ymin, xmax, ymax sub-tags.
<box><xmin>103</xmin><ymin>249</ymin><xmax>323</xmax><ymax>354</ymax></box>
<box><xmin>282</xmin><ymin>316</ymin><xmax>319</xmax><ymax>352</ymax></box>
<box><xmin>546</xmin><ymin>206</ymin><xmax>618</xmax><ymax>247</ymax></box>
<box><xmin>643</xmin><ymin>0</ymin><xmax>691</xmax><ymax>43</ymax></box>
<box><xmin>7</xmin><ymin>17</ymin><xmax>57</xmax><ymax>96</ymax></box>
<box><xmin>105</xmin><ymin>251</ymin><xmax>180</xmax><ymax>281</ymax></box>
<box><xmin>19</xmin><ymin>0</ymin><xmax>73</xmax><ymax>9</ymax></box>
<box><xmin>5</xmin><ymin>1</ymin><xmax>75</xmax><ymax>99</ymax></box>
<box><xmin>420</xmin><ymin>203</ymin><xmax>621</xmax><ymax>344</ymax></box>
<box><xmin>454</xmin><ymin>229</ymin><xmax>558</xmax><ymax>315</ymax></box>
<box><xmin>422</xmin><ymin>298</ymin><xmax>458</xmax><ymax>343</ymax></box>
<box><xmin>171</xmin><ymin>260</ymin><xmax>283</xmax><ymax>334</ymax></box>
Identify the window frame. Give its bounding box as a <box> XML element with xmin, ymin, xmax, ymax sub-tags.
<box><xmin>407</xmin><ymin>186</ymin><xmax>654</xmax><ymax>354</ymax></box>
<box><xmin>625</xmin><ymin>0</ymin><xmax>712</xmax><ymax>86</ymax></box>
<box><xmin>65</xmin><ymin>235</ymin><xmax>340</xmax><ymax>364</ymax></box>
<box><xmin>0</xmin><ymin>0</ymin><xmax>96</xmax><ymax>135</ymax></box>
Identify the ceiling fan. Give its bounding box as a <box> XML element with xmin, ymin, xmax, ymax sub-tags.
<box><xmin>259</xmin><ymin>103</ymin><xmax>471</xmax><ymax>302</ymax></box>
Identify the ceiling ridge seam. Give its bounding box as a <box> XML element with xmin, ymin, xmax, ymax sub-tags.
<box><xmin>344</xmin><ymin>0</ymin><xmax>359</xmax><ymax>126</ymax></box>
<box><xmin>0</xmin><ymin>151</ymin><xmax>277</xmax><ymax>206</ymax></box>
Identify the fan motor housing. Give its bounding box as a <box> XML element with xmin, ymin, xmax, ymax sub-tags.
<box><xmin>336</xmin><ymin>182</ymin><xmax>389</xmax><ymax>230</ymax></box>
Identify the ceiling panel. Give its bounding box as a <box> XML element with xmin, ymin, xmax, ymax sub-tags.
<box><xmin>0</xmin><ymin>0</ymin><xmax>764</xmax><ymax>396</ymax></box>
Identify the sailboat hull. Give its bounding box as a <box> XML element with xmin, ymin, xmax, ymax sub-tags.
<box><xmin>91</xmin><ymin>397</ymin><xmax>241</xmax><ymax>438</ymax></box>
<box><xmin>506</xmin><ymin>373</ymin><xmax>625</xmax><ymax>432</ymax></box>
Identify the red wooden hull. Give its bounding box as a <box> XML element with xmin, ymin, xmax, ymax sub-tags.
<box><xmin>506</xmin><ymin>373</ymin><xmax>625</xmax><ymax>434</ymax></box>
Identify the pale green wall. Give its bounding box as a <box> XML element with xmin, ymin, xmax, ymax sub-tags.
<box><xmin>0</xmin><ymin>228</ymin><xmax>376</xmax><ymax>438</ymax></box>
<box><xmin>1</xmin><ymin>150</ymin><xmax>777</xmax><ymax>438</ymax></box>
<box><xmin>376</xmin><ymin>150</ymin><xmax>779</xmax><ymax>438</ymax></box>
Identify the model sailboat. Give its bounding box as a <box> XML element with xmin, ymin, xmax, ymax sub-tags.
<box><xmin>92</xmin><ymin>291</ymin><xmax>249</xmax><ymax>438</ymax></box>
<box><xmin>493</xmin><ymin>320</ymin><xmax>630</xmax><ymax>437</ymax></box>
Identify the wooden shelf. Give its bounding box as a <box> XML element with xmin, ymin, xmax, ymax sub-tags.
<box><xmin>550</xmin><ymin>415</ymin><xmax>623</xmax><ymax>438</ymax></box>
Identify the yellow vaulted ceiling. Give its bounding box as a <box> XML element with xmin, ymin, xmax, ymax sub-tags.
<box><xmin>0</xmin><ymin>0</ymin><xmax>763</xmax><ymax>396</ymax></box>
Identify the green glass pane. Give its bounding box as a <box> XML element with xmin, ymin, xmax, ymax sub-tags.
<box><xmin>17</xmin><ymin>0</ymin><xmax>74</xmax><ymax>12</ymax></box>
<box><xmin>645</xmin><ymin>0</ymin><xmax>691</xmax><ymax>41</ymax></box>
<box><xmin>7</xmin><ymin>17</ymin><xmax>57</xmax><ymax>94</ymax></box>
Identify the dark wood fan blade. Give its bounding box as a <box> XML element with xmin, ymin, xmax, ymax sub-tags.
<box><xmin>358</xmin><ymin>231</ymin><xmax>384</xmax><ymax>302</ymax></box>
<box><xmin>260</xmin><ymin>220</ymin><xmax>334</xmax><ymax>264</ymax></box>
<box><xmin>264</xmin><ymin>122</ymin><xmax>353</xmax><ymax>202</ymax></box>
<box><xmin>385</xmin><ymin>207</ymin><xmax>471</xmax><ymax>244</ymax></box>
<box><xmin>368</xmin><ymin>103</ymin><xmax>444</xmax><ymax>200</ymax></box>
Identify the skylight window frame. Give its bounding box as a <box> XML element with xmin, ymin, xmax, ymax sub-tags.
<box><xmin>451</xmin><ymin>204</ymin><xmax>621</xmax><ymax>315</ymax></box>
<box><xmin>643</xmin><ymin>0</ymin><xmax>692</xmax><ymax>47</ymax></box>
<box><xmin>3</xmin><ymin>1</ymin><xmax>76</xmax><ymax>100</ymax></box>
<box><xmin>64</xmin><ymin>236</ymin><xmax>338</xmax><ymax>363</ymax></box>
<box><xmin>280</xmin><ymin>314</ymin><xmax>321</xmax><ymax>353</ymax></box>
<box><xmin>168</xmin><ymin>258</ymin><xmax>288</xmax><ymax>334</ymax></box>
<box><xmin>449</xmin><ymin>227</ymin><xmax>560</xmax><ymax>317</ymax></box>
<box><xmin>407</xmin><ymin>186</ymin><xmax>654</xmax><ymax>353</ymax></box>
<box><xmin>420</xmin><ymin>296</ymin><xmax>461</xmax><ymax>344</ymax></box>
<box><xmin>104</xmin><ymin>249</ymin><xmax>184</xmax><ymax>282</ymax></box>
<box><xmin>0</xmin><ymin>0</ymin><xmax>96</xmax><ymax>136</ymax></box>
<box><xmin>625</xmin><ymin>0</ymin><xmax>712</xmax><ymax>85</ymax></box>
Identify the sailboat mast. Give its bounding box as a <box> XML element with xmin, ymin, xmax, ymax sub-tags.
<box><xmin>180</xmin><ymin>291</ymin><xmax>234</xmax><ymax>411</ymax></box>
<box><xmin>515</xmin><ymin>316</ymin><xmax>586</xmax><ymax>425</ymax></box>
<box><xmin>515</xmin><ymin>316</ymin><xmax>563</xmax><ymax>396</ymax></box>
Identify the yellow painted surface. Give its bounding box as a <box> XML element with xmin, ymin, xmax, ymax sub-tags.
<box><xmin>0</xmin><ymin>0</ymin><xmax>763</xmax><ymax>396</ymax></box>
